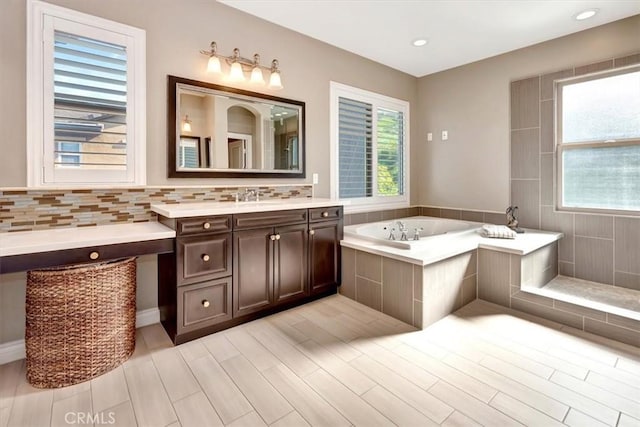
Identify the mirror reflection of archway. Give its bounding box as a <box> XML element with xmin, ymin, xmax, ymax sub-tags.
<box><xmin>227</xmin><ymin>105</ymin><xmax>256</xmax><ymax>169</ymax></box>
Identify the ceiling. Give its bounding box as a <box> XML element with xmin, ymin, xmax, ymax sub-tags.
<box><xmin>219</xmin><ymin>0</ymin><xmax>640</xmax><ymax>77</ymax></box>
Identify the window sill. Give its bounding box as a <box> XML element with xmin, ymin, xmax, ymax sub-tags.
<box><xmin>343</xmin><ymin>200</ymin><xmax>410</xmax><ymax>215</ymax></box>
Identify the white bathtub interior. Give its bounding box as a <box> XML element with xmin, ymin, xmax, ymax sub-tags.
<box><xmin>344</xmin><ymin>216</ymin><xmax>480</xmax><ymax>249</ymax></box>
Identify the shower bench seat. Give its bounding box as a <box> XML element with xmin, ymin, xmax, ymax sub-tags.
<box><xmin>520</xmin><ymin>275</ymin><xmax>640</xmax><ymax>346</ymax></box>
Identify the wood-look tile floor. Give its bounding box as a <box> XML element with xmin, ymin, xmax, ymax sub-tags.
<box><xmin>2</xmin><ymin>295</ymin><xmax>640</xmax><ymax>427</ymax></box>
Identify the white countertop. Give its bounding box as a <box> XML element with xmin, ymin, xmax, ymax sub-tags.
<box><xmin>341</xmin><ymin>227</ymin><xmax>563</xmax><ymax>266</ymax></box>
<box><xmin>0</xmin><ymin>222</ymin><xmax>176</xmax><ymax>257</ymax></box>
<box><xmin>151</xmin><ymin>198</ymin><xmax>347</xmax><ymax>218</ymax></box>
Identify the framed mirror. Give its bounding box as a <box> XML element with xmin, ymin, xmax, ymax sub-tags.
<box><xmin>168</xmin><ymin>75</ymin><xmax>305</xmax><ymax>178</ymax></box>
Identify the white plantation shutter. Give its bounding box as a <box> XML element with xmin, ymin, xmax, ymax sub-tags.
<box><xmin>338</xmin><ymin>97</ymin><xmax>373</xmax><ymax>198</ymax></box>
<box><xmin>331</xmin><ymin>82</ymin><xmax>409</xmax><ymax>209</ymax></box>
<box><xmin>53</xmin><ymin>30</ymin><xmax>128</xmax><ymax>171</ymax></box>
<box><xmin>28</xmin><ymin>0</ymin><xmax>146</xmax><ymax>186</ymax></box>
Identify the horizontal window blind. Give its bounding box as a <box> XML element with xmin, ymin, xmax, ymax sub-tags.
<box><xmin>53</xmin><ymin>30</ymin><xmax>127</xmax><ymax>170</ymax></box>
<box><xmin>338</xmin><ymin>97</ymin><xmax>372</xmax><ymax>198</ymax></box>
<box><xmin>179</xmin><ymin>140</ymin><xmax>199</xmax><ymax>168</ymax></box>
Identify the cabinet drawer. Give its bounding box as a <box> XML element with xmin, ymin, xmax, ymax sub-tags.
<box><xmin>177</xmin><ymin>233</ymin><xmax>231</xmax><ymax>285</ymax></box>
<box><xmin>309</xmin><ymin>206</ymin><xmax>343</xmax><ymax>222</ymax></box>
<box><xmin>178</xmin><ymin>278</ymin><xmax>232</xmax><ymax>333</ymax></box>
<box><xmin>233</xmin><ymin>209</ymin><xmax>307</xmax><ymax>230</ymax></box>
<box><xmin>177</xmin><ymin>215</ymin><xmax>231</xmax><ymax>236</ymax></box>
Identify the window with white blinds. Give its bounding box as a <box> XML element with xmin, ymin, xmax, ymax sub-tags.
<box><xmin>54</xmin><ymin>31</ymin><xmax>128</xmax><ymax>171</ymax></box>
<box><xmin>338</xmin><ymin>97</ymin><xmax>373</xmax><ymax>198</ymax></box>
<box><xmin>331</xmin><ymin>82</ymin><xmax>409</xmax><ymax>209</ymax></box>
<box><xmin>27</xmin><ymin>0</ymin><xmax>146</xmax><ymax>186</ymax></box>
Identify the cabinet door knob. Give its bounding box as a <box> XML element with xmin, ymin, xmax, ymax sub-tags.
<box><xmin>202</xmin><ymin>254</ymin><xmax>210</xmax><ymax>262</ymax></box>
<box><xmin>202</xmin><ymin>299</ymin><xmax>210</xmax><ymax>308</ymax></box>
<box><xmin>89</xmin><ymin>251</ymin><xmax>100</xmax><ymax>260</ymax></box>
<box><xmin>275</xmin><ymin>234</ymin><xmax>281</xmax><ymax>240</ymax></box>
<box><xmin>309</xmin><ymin>229</ymin><xmax>315</xmax><ymax>236</ymax></box>
<box><xmin>270</xmin><ymin>234</ymin><xmax>277</xmax><ymax>241</ymax></box>
<box><xmin>322</xmin><ymin>211</ymin><xmax>329</xmax><ymax>217</ymax></box>
<box><xmin>203</xmin><ymin>222</ymin><xmax>211</xmax><ymax>229</ymax></box>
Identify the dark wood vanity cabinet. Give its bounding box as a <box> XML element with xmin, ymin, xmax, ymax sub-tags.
<box><xmin>158</xmin><ymin>206</ymin><xmax>341</xmax><ymax>344</ymax></box>
<box><xmin>233</xmin><ymin>210</ymin><xmax>308</xmax><ymax>317</ymax></box>
<box><xmin>309</xmin><ymin>216</ymin><xmax>343</xmax><ymax>295</ymax></box>
<box><xmin>158</xmin><ymin>215</ymin><xmax>233</xmax><ymax>344</ymax></box>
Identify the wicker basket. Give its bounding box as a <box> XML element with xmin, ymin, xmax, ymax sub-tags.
<box><xmin>26</xmin><ymin>257</ymin><xmax>137</xmax><ymax>388</ymax></box>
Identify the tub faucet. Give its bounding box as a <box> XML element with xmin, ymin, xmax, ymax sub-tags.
<box><xmin>397</xmin><ymin>221</ymin><xmax>409</xmax><ymax>241</ymax></box>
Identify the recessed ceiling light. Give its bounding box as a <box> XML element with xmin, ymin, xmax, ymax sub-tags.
<box><xmin>412</xmin><ymin>38</ymin><xmax>428</xmax><ymax>47</ymax></box>
<box><xmin>574</xmin><ymin>9</ymin><xmax>598</xmax><ymax>21</ymax></box>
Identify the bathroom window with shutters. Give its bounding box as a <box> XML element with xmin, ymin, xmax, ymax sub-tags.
<box><xmin>556</xmin><ymin>66</ymin><xmax>640</xmax><ymax>214</ymax></box>
<box><xmin>330</xmin><ymin>82</ymin><xmax>410</xmax><ymax>211</ymax></box>
<box><xmin>27</xmin><ymin>0</ymin><xmax>146</xmax><ymax>186</ymax></box>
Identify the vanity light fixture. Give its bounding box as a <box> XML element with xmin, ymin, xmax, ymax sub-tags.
<box><xmin>201</xmin><ymin>41</ymin><xmax>283</xmax><ymax>89</ymax></box>
<box><xmin>181</xmin><ymin>115</ymin><xmax>192</xmax><ymax>132</ymax></box>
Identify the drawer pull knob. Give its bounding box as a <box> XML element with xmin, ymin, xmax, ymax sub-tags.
<box><xmin>202</xmin><ymin>254</ymin><xmax>210</xmax><ymax>262</ymax></box>
<box><xmin>270</xmin><ymin>234</ymin><xmax>277</xmax><ymax>241</ymax></box>
<box><xmin>203</xmin><ymin>222</ymin><xmax>211</xmax><ymax>229</ymax></box>
<box><xmin>275</xmin><ymin>234</ymin><xmax>281</xmax><ymax>240</ymax></box>
<box><xmin>309</xmin><ymin>229</ymin><xmax>315</xmax><ymax>236</ymax></box>
<box><xmin>202</xmin><ymin>300</ymin><xmax>210</xmax><ymax>308</ymax></box>
<box><xmin>89</xmin><ymin>251</ymin><xmax>100</xmax><ymax>260</ymax></box>
<box><xmin>322</xmin><ymin>211</ymin><xmax>329</xmax><ymax>217</ymax></box>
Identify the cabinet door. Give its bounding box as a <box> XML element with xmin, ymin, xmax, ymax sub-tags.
<box><xmin>233</xmin><ymin>227</ymin><xmax>273</xmax><ymax>317</ymax></box>
<box><xmin>309</xmin><ymin>220</ymin><xmax>342</xmax><ymax>294</ymax></box>
<box><xmin>273</xmin><ymin>223</ymin><xmax>308</xmax><ymax>304</ymax></box>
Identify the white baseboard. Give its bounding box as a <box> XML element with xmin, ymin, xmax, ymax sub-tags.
<box><xmin>136</xmin><ymin>307</ymin><xmax>160</xmax><ymax>327</ymax></box>
<box><xmin>0</xmin><ymin>308</ymin><xmax>160</xmax><ymax>365</ymax></box>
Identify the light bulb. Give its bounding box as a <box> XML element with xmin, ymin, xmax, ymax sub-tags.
<box><xmin>182</xmin><ymin>116</ymin><xmax>192</xmax><ymax>132</ymax></box>
<box><xmin>207</xmin><ymin>55</ymin><xmax>222</xmax><ymax>73</ymax></box>
<box><xmin>229</xmin><ymin>62</ymin><xmax>245</xmax><ymax>81</ymax></box>
<box><xmin>268</xmin><ymin>70</ymin><xmax>283</xmax><ymax>90</ymax></box>
<box><xmin>250</xmin><ymin>66</ymin><xmax>265</xmax><ymax>84</ymax></box>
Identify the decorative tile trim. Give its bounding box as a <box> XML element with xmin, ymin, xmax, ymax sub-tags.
<box><xmin>0</xmin><ymin>185</ymin><xmax>312</xmax><ymax>232</ymax></box>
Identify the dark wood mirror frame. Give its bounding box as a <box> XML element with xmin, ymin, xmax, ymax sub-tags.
<box><xmin>167</xmin><ymin>75</ymin><xmax>306</xmax><ymax>179</ymax></box>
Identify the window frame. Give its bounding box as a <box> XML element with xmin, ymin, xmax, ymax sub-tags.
<box><xmin>555</xmin><ymin>65</ymin><xmax>640</xmax><ymax>216</ymax></box>
<box><xmin>27</xmin><ymin>0</ymin><xmax>146</xmax><ymax>187</ymax></box>
<box><xmin>330</xmin><ymin>81</ymin><xmax>410</xmax><ymax>213</ymax></box>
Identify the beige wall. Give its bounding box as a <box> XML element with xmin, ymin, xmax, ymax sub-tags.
<box><xmin>0</xmin><ymin>0</ymin><xmax>418</xmax><ymax>201</ymax></box>
<box><xmin>416</xmin><ymin>15</ymin><xmax>640</xmax><ymax>213</ymax></box>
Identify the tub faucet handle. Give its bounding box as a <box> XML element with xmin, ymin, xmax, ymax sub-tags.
<box><xmin>384</xmin><ymin>226</ymin><xmax>396</xmax><ymax>240</ymax></box>
<box><xmin>413</xmin><ymin>227</ymin><xmax>423</xmax><ymax>241</ymax></box>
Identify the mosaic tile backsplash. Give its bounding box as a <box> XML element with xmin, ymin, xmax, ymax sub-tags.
<box><xmin>0</xmin><ymin>185</ymin><xmax>312</xmax><ymax>232</ymax></box>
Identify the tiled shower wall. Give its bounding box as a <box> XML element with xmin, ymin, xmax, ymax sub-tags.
<box><xmin>510</xmin><ymin>52</ymin><xmax>640</xmax><ymax>292</ymax></box>
<box><xmin>0</xmin><ymin>185</ymin><xmax>311</xmax><ymax>232</ymax></box>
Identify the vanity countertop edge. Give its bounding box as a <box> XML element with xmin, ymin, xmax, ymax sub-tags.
<box><xmin>0</xmin><ymin>222</ymin><xmax>176</xmax><ymax>258</ymax></box>
<box><xmin>151</xmin><ymin>198</ymin><xmax>348</xmax><ymax>218</ymax></box>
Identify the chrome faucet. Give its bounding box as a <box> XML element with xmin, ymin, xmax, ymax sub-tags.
<box><xmin>235</xmin><ymin>189</ymin><xmax>260</xmax><ymax>202</ymax></box>
<box><xmin>396</xmin><ymin>221</ymin><xmax>409</xmax><ymax>241</ymax></box>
